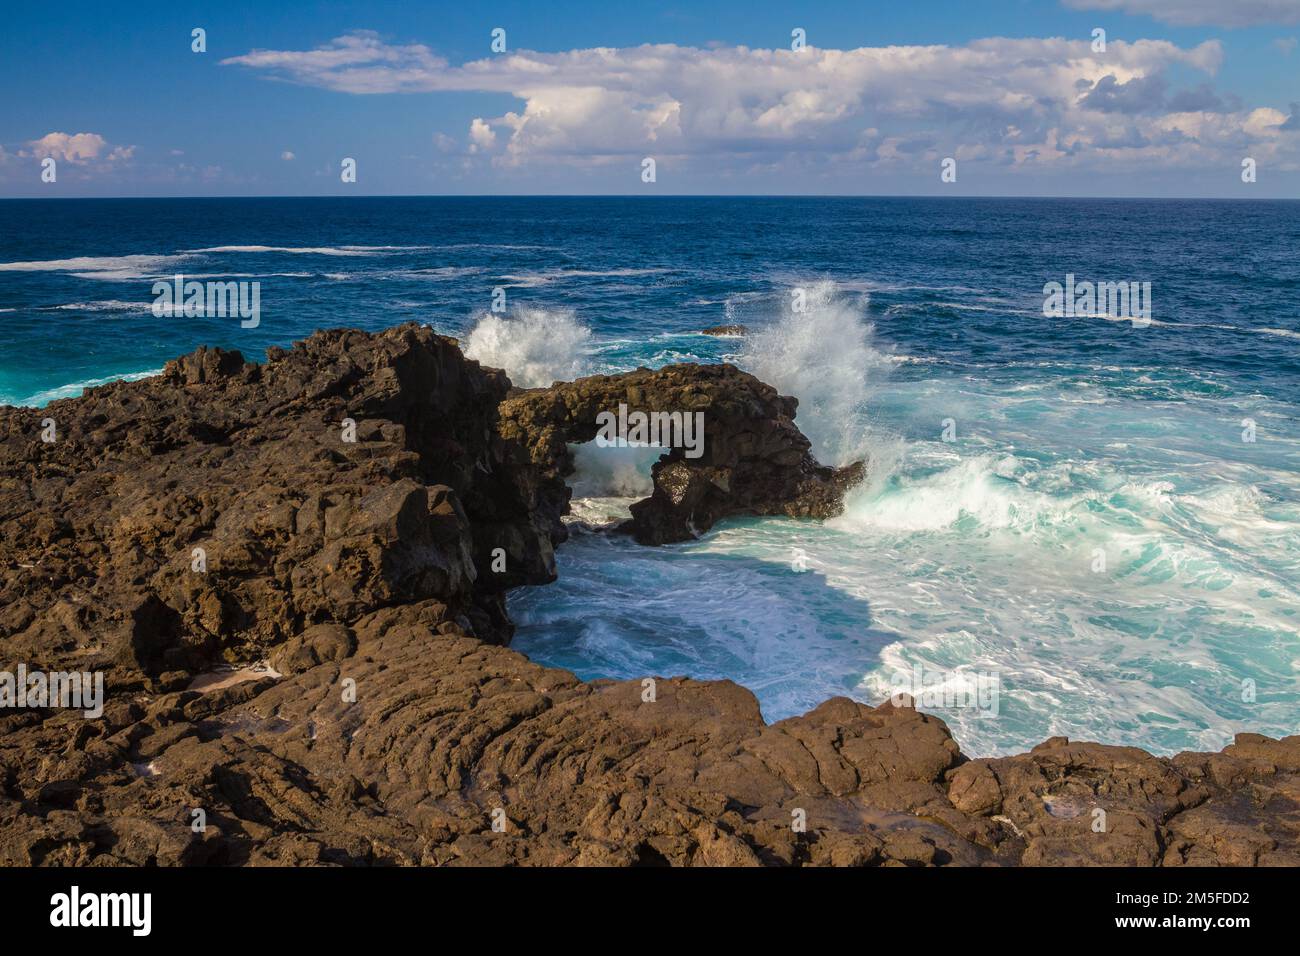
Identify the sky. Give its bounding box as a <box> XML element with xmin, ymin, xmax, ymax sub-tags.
<box><xmin>1</xmin><ymin>0</ymin><xmax>1298</xmax><ymax>197</ymax></box>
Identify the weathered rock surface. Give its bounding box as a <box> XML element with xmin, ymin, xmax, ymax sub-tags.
<box><xmin>1</xmin><ymin>324</ymin><xmax>1297</xmax><ymax>867</ymax></box>
<box><xmin>499</xmin><ymin>363</ymin><xmax>863</xmax><ymax>544</ymax></box>
<box><xmin>1</xmin><ymin>325</ymin><xmax>558</xmax><ymax>684</ymax></box>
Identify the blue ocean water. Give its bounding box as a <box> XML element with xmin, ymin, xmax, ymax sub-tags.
<box><xmin>2</xmin><ymin>196</ymin><xmax>1298</xmax><ymax>756</ymax></box>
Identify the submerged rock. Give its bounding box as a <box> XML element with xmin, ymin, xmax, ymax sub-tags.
<box><xmin>1</xmin><ymin>323</ymin><xmax>1296</xmax><ymax>867</ymax></box>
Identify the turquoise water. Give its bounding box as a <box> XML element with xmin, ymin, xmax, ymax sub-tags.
<box><xmin>511</xmin><ymin>288</ymin><xmax>1300</xmax><ymax>756</ymax></box>
<box><xmin>2</xmin><ymin>197</ymin><xmax>1298</xmax><ymax>755</ymax></box>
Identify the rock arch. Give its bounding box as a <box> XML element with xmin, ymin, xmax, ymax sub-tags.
<box><xmin>497</xmin><ymin>363</ymin><xmax>864</xmax><ymax>545</ymax></box>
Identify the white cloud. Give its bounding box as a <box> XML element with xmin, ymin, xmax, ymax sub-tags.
<box><xmin>222</xmin><ymin>32</ymin><xmax>1299</xmax><ymax>177</ymax></box>
<box><xmin>222</xmin><ymin>30</ymin><xmax>448</xmax><ymax>94</ymax></box>
<box><xmin>1276</xmin><ymin>36</ymin><xmax>1299</xmax><ymax>54</ymax></box>
<box><xmin>24</xmin><ymin>132</ymin><xmax>134</xmax><ymax>165</ymax></box>
<box><xmin>281</xmin><ymin>150</ymin><xmax>296</xmax><ymax>160</ymax></box>
<box><xmin>468</xmin><ymin>117</ymin><xmax>496</xmax><ymax>152</ymax></box>
<box><xmin>1062</xmin><ymin>0</ymin><xmax>1300</xmax><ymax>28</ymax></box>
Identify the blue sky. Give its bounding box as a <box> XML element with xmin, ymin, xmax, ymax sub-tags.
<box><xmin>1</xmin><ymin>0</ymin><xmax>1298</xmax><ymax>196</ymax></box>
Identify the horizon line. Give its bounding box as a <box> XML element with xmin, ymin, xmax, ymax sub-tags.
<box><xmin>2</xmin><ymin>193</ymin><xmax>1297</xmax><ymax>202</ymax></box>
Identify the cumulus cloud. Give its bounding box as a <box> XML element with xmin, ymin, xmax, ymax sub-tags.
<box><xmin>1078</xmin><ymin>74</ymin><xmax>1169</xmax><ymax>114</ymax></box>
<box><xmin>281</xmin><ymin>150</ymin><xmax>296</xmax><ymax>160</ymax></box>
<box><xmin>468</xmin><ymin>118</ymin><xmax>496</xmax><ymax>152</ymax></box>
<box><xmin>221</xmin><ymin>31</ymin><xmax>1298</xmax><ymax>176</ymax></box>
<box><xmin>24</xmin><ymin>132</ymin><xmax>134</xmax><ymax>165</ymax></box>
<box><xmin>1062</xmin><ymin>0</ymin><xmax>1300</xmax><ymax>28</ymax></box>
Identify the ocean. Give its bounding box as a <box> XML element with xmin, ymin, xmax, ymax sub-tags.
<box><xmin>2</xmin><ymin>196</ymin><xmax>1298</xmax><ymax>756</ymax></box>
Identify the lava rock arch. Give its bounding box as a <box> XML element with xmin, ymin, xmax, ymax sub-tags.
<box><xmin>496</xmin><ymin>363</ymin><xmax>864</xmax><ymax>545</ymax></box>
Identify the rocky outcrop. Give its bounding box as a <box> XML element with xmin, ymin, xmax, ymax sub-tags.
<box><xmin>0</xmin><ymin>325</ymin><xmax>556</xmax><ymax>686</ymax></box>
<box><xmin>2</xmin><ymin>323</ymin><xmax>1297</xmax><ymax>867</ymax></box>
<box><xmin>499</xmin><ymin>364</ymin><xmax>863</xmax><ymax>544</ymax></box>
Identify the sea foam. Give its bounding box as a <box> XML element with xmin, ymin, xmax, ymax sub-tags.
<box><xmin>189</xmin><ymin>244</ymin><xmax>429</xmax><ymax>256</ymax></box>
<box><xmin>0</xmin><ymin>254</ymin><xmax>193</xmax><ymax>280</ymax></box>
<box><xmin>739</xmin><ymin>280</ymin><xmax>902</xmax><ymax>485</ymax></box>
<box><xmin>463</xmin><ymin>307</ymin><xmax>593</xmax><ymax>388</ymax></box>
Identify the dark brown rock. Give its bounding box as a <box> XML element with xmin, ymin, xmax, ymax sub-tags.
<box><xmin>498</xmin><ymin>363</ymin><xmax>864</xmax><ymax>544</ymax></box>
<box><xmin>2</xmin><ymin>323</ymin><xmax>1297</xmax><ymax>867</ymax></box>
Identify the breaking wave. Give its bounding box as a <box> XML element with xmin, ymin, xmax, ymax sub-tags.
<box><xmin>739</xmin><ymin>279</ymin><xmax>902</xmax><ymax>485</ymax></box>
<box><xmin>462</xmin><ymin>307</ymin><xmax>593</xmax><ymax>388</ymax></box>
<box><xmin>568</xmin><ymin>442</ymin><xmax>658</xmax><ymax>500</ymax></box>
<box><xmin>6</xmin><ymin>368</ymin><xmax>165</xmax><ymax>407</ymax></box>
<box><xmin>0</xmin><ymin>254</ymin><xmax>194</xmax><ymax>280</ymax></box>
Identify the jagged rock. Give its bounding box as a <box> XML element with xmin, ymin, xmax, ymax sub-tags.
<box><xmin>498</xmin><ymin>363</ymin><xmax>864</xmax><ymax>544</ymax></box>
<box><xmin>700</xmin><ymin>324</ymin><xmax>748</xmax><ymax>336</ymax></box>
<box><xmin>1</xmin><ymin>323</ymin><xmax>1297</xmax><ymax>867</ymax></box>
<box><xmin>0</xmin><ymin>324</ymin><xmax>553</xmax><ymax>684</ymax></box>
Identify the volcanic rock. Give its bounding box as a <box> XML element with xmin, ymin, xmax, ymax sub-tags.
<box><xmin>1</xmin><ymin>323</ymin><xmax>1296</xmax><ymax>867</ymax></box>
<box><xmin>498</xmin><ymin>363</ymin><xmax>864</xmax><ymax>544</ymax></box>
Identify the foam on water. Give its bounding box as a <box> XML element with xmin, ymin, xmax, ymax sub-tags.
<box><xmin>738</xmin><ymin>280</ymin><xmax>903</xmax><ymax>488</ymax></box>
<box><xmin>189</xmin><ymin>244</ymin><xmax>430</xmax><ymax>255</ymax></box>
<box><xmin>49</xmin><ymin>300</ymin><xmax>157</xmax><ymax>313</ymax></box>
<box><xmin>569</xmin><ymin>442</ymin><xmax>658</xmax><ymax>500</ymax></box>
<box><xmin>5</xmin><ymin>199</ymin><xmax>1297</xmax><ymax>759</ymax></box>
<box><xmin>511</xmin><ymin>280</ymin><xmax>1300</xmax><ymax>756</ymax></box>
<box><xmin>0</xmin><ymin>253</ymin><xmax>194</xmax><ymax>280</ymax></box>
<box><xmin>3</xmin><ymin>368</ymin><xmax>165</xmax><ymax>407</ymax></box>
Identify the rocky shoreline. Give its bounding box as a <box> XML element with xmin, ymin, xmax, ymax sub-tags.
<box><xmin>2</xmin><ymin>323</ymin><xmax>1296</xmax><ymax>866</ymax></box>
